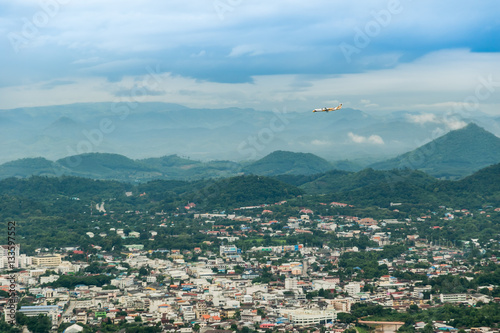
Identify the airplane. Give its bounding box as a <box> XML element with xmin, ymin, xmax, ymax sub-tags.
<box><xmin>312</xmin><ymin>103</ymin><xmax>342</xmax><ymax>113</ymax></box>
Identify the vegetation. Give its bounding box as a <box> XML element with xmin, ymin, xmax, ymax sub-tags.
<box><xmin>16</xmin><ymin>313</ymin><xmax>51</xmax><ymax>333</ymax></box>
<box><xmin>369</xmin><ymin>123</ymin><xmax>500</xmax><ymax>179</ymax></box>
<box><xmin>243</xmin><ymin>150</ymin><xmax>335</xmax><ymax>176</ymax></box>
<box><xmin>344</xmin><ymin>302</ymin><xmax>500</xmax><ymax>330</ymax></box>
<box><xmin>44</xmin><ymin>274</ymin><xmax>112</xmax><ymax>289</ymax></box>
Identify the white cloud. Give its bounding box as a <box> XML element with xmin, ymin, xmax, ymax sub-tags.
<box><xmin>360</xmin><ymin>99</ymin><xmax>379</xmax><ymax>108</ymax></box>
<box><xmin>311</xmin><ymin>139</ymin><xmax>331</xmax><ymax>146</ymax></box>
<box><xmin>1</xmin><ymin>49</ymin><xmax>500</xmax><ymax>114</ymax></box>
<box><xmin>443</xmin><ymin>118</ymin><xmax>467</xmax><ymax>130</ymax></box>
<box><xmin>407</xmin><ymin>113</ymin><xmax>438</xmax><ymax>124</ymax></box>
<box><xmin>407</xmin><ymin>112</ymin><xmax>467</xmax><ymax>130</ymax></box>
<box><xmin>348</xmin><ymin>132</ymin><xmax>384</xmax><ymax>145</ymax></box>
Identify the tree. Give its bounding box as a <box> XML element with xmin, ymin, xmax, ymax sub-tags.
<box><xmin>422</xmin><ymin>323</ymin><xmax>434</xmax><ymax>333</ymax></box>
<box><xmin>139</xmin><ymin>266</ymin><xmax>149</xmax><ymax>276</ymax></box>
<box><xmin>408</xmin><ymin>304</ymin><xmax>420</xmax><ymax>314</ymax></box>
<box><xmin>16</xmin><ymin>313</ymin><xmax>51</xmax><ymax>333</ymax></box>
<box><xmin>337</xmin><ymin>312</ymin><xmax>357</xmax><ymax>324</ymax></box>
<box><xmin>232</xmin><ymin>310</ymin><xmax>241</xmax><ymax>320</ymax></box>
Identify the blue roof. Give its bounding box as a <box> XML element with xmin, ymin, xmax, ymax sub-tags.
<box><xmin>20</xmin><ymin>305</ymin><xmax>59</xmax><ymax>312</ymax></box>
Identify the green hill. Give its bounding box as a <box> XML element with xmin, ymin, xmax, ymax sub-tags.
<box><xmin>140</xmin><ymin>155</ymin><xmax>242</xmax><ymax>179</ymax></box>
<box><xmin>188</xmin><ymin>175</ymin><xmax>304</xmax><ymax>209</ymax></box>
<box><xmin>0</xmin><ymin>163</ymin><xmax>498</xmax><ymax>254</ymax></box>
<box><xmin>455</xmin><ymin>162</ymin><xmax>500</xmax><ymax>194</ymax></box>
<box><xmin>312</xmin><ymin>163</ymin><xmax>500</xmax><ymax>208</ymax></box>
<box><xmin>435</xmin><ymin>162</ymin><xmax>500</xmax><ymax>204</ymax></box>
<box><xmin>56</xmin><ymin>152</ymin><xmax>155</xmax><ymax>180</ymax></box>
<box><xmin>370</xmin><ymin>123</ymin><xmax>500</xmax><ymax>179</ymax></box>
<box><xmin>243</xmin><ymin>150</ymin><xmax>334</xmax><ymax>176</ymax></box>
<box><xmin>140</xmin><ymin>154</ymin><xmax>200</xmax><ymax>168</ymax></box>
<box><xmin>0</xmin><ymin>153</ymin><xmax>243</xmax><ymax>182</ymax></box>
<box><xmin>298</xmin><ymin>168</ymin><xmax>436</xmax><ymax>195</ymax></box>
<box><xmin>0</xmin><ymin>157</ymin><xmax>68</xmax><ymax>178</ymax></box>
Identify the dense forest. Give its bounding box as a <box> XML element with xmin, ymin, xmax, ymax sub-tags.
<box><xmin>0</xmin><ymin>162</ymin><xmax>498</xmax><ymax>254</ymax></box>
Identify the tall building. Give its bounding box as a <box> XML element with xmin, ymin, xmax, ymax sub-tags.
<box><xmin>285</xmin><ymin>278</ymin><xmax>298</xmax><ymax>291</ymax></box>
<box><xmin>0</xmin><ymin>244</ymin><xmax>20</xmax><ymax>269</ymax></box>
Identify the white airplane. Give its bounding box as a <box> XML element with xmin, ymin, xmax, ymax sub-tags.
<box><xmin>312</xmin><ymin>103</ymin><xmax>342</xmax><ymax>113</ymax></box>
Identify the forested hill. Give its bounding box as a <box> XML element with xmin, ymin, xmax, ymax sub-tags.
<box><xmin>0</xmin><ymin>153</ymin><xmax>243</xmax><ymax>182</ymax></box>
<box><xmin>0</xmin><ymin>174</ymin><xmax>303</xmax><ymax>217</ymax></box>
<box><xmin>0</xmin><ymin>164</ymin><xmax>498</xmax><ymax>253</ymax></box>
<box><xmin>0</xmin><ymin>151</ymin><xmax>343</xmax><ymax>181</ymax></box>
<box><xmin>0</xmin><ymin>163</ymin><xmax>497</xmax><ymax>214</ymax></box>
<box><xmin>370</xmin><ymin>123</ymin><xmax>500</xmax><ymax>179</ymax></box>
<box><xmin>185</xmin><ymin>175</ymin><xmax>304</xmax><ymax>209</ymax></box>
<box><xmin>242</xmin><ymin>150</ymin><xmax>335</xmax><ymax>176</ymax></box>
<box><xmin>327</xmin><ymin>163</ymin><xmax>500</xmax><ymax>208</ymax></box>
<box><xmin>296</xmin><ymin>168</ymin><xmax>436</xmax><ymax>194</ymax></box>
<box><xmin>2</xmin><ymin>124</ymin><xmax>500</xmax><ymax>183</ymax></box>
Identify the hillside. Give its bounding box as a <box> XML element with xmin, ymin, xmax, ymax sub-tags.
<box><xmin>326</xmin><ymin>163</ymin><xmax>500</xmax><ymax>208</ymax></box>
<box><xmin>298</xmin><ymin>168</ymin><xmax>437</xmax><ymax>195</ymax></box>
<box><xmin>57</xmin><ymin>153</ymin><xmax>155</xmax><ymax>180</ymax></box>
<box><xmin>0</xmin><ymin>150</ymin><xmax>340</xmax><ymax>182</ymax></box>
<box><xmin>0</xmin><ymin>153</ymin><xmax>242</xmax><ymax>182</ymax></box>
<box><xmin>186</xmin><ymin>175</ymin><xmax>304</xmax><ymax>209</ymax></box>
<box><xmin>370</xmin><ymin>123</ymin><xmax>500</xmax><ymax>179</ymax></box>
<box><xmin>0</xmin><ymin>157</ymin><xmax>68</xmax><ymax>179</ymax></box>
<box><xmin>0</xmin><ymin>164</ymin><xmax>498</xmax><ymax>254</ymax></box>
<box><xmin>140</xmin><ymin>155</ymin><xmax>242</xmax><ymax>179</ymax></box>
<box><xmin>436</xmin><ymin>162</ymin><xmax>500</xmax><ymax>199</ymax></box>
<box><xmin>243</xmin><ymin>150</ymin><xmax>334</xmax><ymax>176</ymax></box>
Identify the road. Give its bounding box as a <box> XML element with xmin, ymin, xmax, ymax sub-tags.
<box><xmin>58</xmin><ymin>300</ymin><xmax>75</xmax><ymax>327</ymax></box>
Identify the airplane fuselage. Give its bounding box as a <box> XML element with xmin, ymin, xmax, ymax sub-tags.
<box><xmin>312</xmin><ymin>104</ymin><xmax>342</xmax><ymax>113</ymax></box>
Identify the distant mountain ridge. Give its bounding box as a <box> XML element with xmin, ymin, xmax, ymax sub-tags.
<box><xmin>2</xmin><ymin>102</ymin><xmax>500</xmax><ymax>165</ymax></box>
<box><xmin>0</xmin><ymin>153</ymin><xmax>244</xmax><ymax>182</ymax></box>
<box><xmin>369</xmin><ymin>123</ymin><xmax>500</xmax><ymax>179</ymax></box>
<box><xmin>1</xmin><ymin>124</ymin><xmax>500</xmax><ymax>181</ymax></box>
<box><xmin>0</xmin><ymin>151</ymin><xmax>356</xmax><ymax>182</ymax></box>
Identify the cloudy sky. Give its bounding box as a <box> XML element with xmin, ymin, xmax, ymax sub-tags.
<box><xmin>1</xmin><ymin>0</ymin><xmax>499</xmax><ymax>115</ymax></box>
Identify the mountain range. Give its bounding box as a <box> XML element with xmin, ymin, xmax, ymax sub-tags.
<box><xmin>0</xmin><ymin>121</ymin><xmax>499</xmax><ymax>182</ymax></box>
<box><xmin>1</xmin><ymin>102</ymin><xmax>500</xmax><ymax>165</ymax></box>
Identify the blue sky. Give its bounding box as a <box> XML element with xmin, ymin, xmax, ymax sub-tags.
<box><xmin>1</xmin><ymin>0</ymin><xmax>499</xmax><ymax>116</ymax></box>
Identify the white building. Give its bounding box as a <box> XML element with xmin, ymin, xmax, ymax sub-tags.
<box><xmin>440</xmin><ymin>293</ymin><xmax>467</xmax><ymax>303</ymax></box>
<box><xmin>280</xmin><ymin>309</ymin><xmax>337</xmax><ymax>325</ymax></box>
<box><xmin>0</xmin><ymin>244</ymin><xmax>20</xmax><ymax>269</ymax></box>
<box><xmin>344</xmin><ymin>282</ymin><xmax>361</xmax><ymax>296</ymax></box>
<box><xmin>312</xmin><ymin>279</ymin><xmax>337</xmax><ymax>291</ymax></box>
<box><xmin>285</xmin><ymin>278</ymin><xmax>298</xmax><ymax>291</ymax></box>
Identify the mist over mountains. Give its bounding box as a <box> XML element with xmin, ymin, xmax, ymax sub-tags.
<box><xmin>2</xmin><ymin>102</ymin><xmax>500</xmax><ymax>166</ymax></box>
<box><xmin>0</xmin><ymin>122</ymin><xmax>499</xmax><ymax>182</ymax></box>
